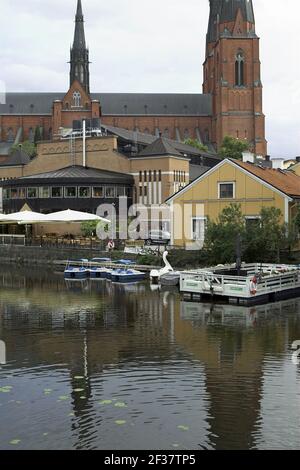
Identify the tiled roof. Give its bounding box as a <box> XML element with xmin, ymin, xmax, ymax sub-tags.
<box><xmin>233</xmin><ymin>160</ymin><xmax>300</xmax><ymax>197</ymax></box>
<box><xmin>138</xmin><ymin>137</ymin><xmax>182</xmax><ymax>157</ymax></box>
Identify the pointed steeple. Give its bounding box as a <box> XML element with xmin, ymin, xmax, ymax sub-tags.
<box><xmin>206</xmin><ymin>0</ymin><xmax>222</xmax><ymax>45</ymax></box>
<box><xmin>73</xmin><ymin>0</ymin><xmax>86</xmax><ymax>49</ymax></box>
<box><xmin>70</xmin><ymin>0</ymin><xmax>90</xmax><ymax>94</ymax></box>
<box><xmin>219</xmin><ymin>0</ymin><xmax>255</xmax><ymax>25</ymax></box>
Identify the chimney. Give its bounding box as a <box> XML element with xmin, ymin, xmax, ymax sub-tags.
<box><xmin>272</xmin><ymin>158</ymin><xmax>285</xmax><ymax>170</ymax></box>
<box><xmin>242</xmin><ymin>151</ymin><xmax>255</xmax><ymax>163</ymax></box>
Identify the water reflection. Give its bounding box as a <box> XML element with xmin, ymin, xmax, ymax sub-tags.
<box><xmin>0</xmin><ymin>265</ymin><xmax>300</xmax><ymax>450</ymax></box>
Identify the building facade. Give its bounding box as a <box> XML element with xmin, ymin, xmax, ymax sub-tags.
<box><xmin>0</xmin><ymin>0</ymin><xmax>267</xmax><ymax>159</ymax></box>
<box><xmin>166</xmin><ymin>159</ymin><xmax>300</xmax><ymax>248</ymax></box>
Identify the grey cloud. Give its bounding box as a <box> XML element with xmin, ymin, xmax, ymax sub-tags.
<box><xmin>0</xmin><ymin>0</ymin><xmax>299</xmax><ymax>157</ymax></box>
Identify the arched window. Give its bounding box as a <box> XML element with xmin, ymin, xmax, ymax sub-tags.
<box><xmin>73</xmin><ymin>91</ymin><xmax>81</xmax><ymax>107</ymax></box>
<box><xmin>235</xmin><ymin>51</ymin><xmax>245</xmax><ymax>87</ymax></box>
<box><xmin>28</xmin><ymin>128</ymin><xmax>34</xmax><ymax>142</ymax></box>
<box><xmin>204</xmin><ymin>129</ymin><xmax>210</xmax><ymax>143</ymax></box>
<box><xmin>65</xmin><ymin>102</ymin><xmax>69</xmax><ymax>110</ymax></box>
<box><xmin>7</xmin><ymin>128</ymin><xmax>14</xmax><ymax>143</ymax></box>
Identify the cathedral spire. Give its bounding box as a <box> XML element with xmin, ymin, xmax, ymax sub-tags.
<box><xmin>70</xmin><ymin>0</ymin><xmax>90</xmax><ymax>94</ymax></box>
<box><xmin>206</xmin><ymin>0</ymin><xmax>222</xmax><ymax>45</ymax></box>
<box><xmin>219</xmin><ymin>0</ymin><xmax>255</xmax><ymax>25</ymax></box>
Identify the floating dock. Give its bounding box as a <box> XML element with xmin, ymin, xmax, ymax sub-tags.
<box><xmin>180</xmin><ymin>263</ymin><xmax>300</xmax><ymax>306</ymax></box>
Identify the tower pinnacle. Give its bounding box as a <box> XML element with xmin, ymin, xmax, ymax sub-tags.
<box><xmin>70</xmin><ymin>0</ymin><xmax>90</xmax><ymax>94</ymax></box>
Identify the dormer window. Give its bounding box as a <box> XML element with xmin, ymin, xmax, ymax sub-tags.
<box><xmin>73</xmin><ymin>91</ymin><xmax>82</xmax><ymax>107</ymax></box>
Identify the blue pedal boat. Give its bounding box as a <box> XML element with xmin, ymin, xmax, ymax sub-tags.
<box><xmin>110</xmin><ymin>268</ymin><xmax>146</xmax><ymax>283</ymax></box>
<box><xmin>89</xmin><ymin>258</ymin><xmax>112</xmax><ymax>280</ymax></box>
<box><xmin>64</xmin><ymin>259</ymin><xmax>89</xmax><ymax>279</ymax></box>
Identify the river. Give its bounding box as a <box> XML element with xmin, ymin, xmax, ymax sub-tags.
<box><xmin>0</xmin><ymin>265</ymin><xmax>299</xmax><ymax>450</ymax></box>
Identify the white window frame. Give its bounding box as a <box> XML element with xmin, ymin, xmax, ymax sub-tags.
<box><xmin>27</xmin><ymin>187</ymin><xmax>38</xmax><ymax>199</ymax></box>
<box><xmin>218</xmin><ymin>181</ymin><xmax>236</xmax><ymax>199</ymax></box>
<box><xmin>64</xmin><ymin>187</ymin><xmax>77</xmax><ymax>198</ymax></box>
<box><xmin>92</xmin><ymin>186</ymin><xmax>104</xmax><ymax>198</ymax></box>
<box><xmin>72</xmin><ymin>91</ymin><xmax>82</xmax><ymax>108</ymax></box>
<box><xmin>39</xmin><ymin>187</ymin><xmax>50</xmax><ymax>199</ymax></box>
<box><xmin>245</xmin><ymin>216</ymin><xmax>262</xmax><ymax>228</ymax></box>
<box><xmin>79</xmin><ymin>186</ymin><xmax>91</xmax><ymax>198</ymax></box>
<box><xmin>51</xmin><ymin>186</ymin><xmax>63</xmax><ymax>199</ymax></box>
<box><xmin>191</xmin><ymin>217</ymin><xmax>207</xmax><ymax>241</ymax></box>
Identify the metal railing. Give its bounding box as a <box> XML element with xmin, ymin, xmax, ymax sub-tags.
<box><xmin>0</xmin><ymin>235</ymin><xmax>26</xmax><ymax>246</ymax></box>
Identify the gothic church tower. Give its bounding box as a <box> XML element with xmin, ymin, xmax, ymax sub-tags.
<box><xmin>203</xmin><ymin>0</ymin><xmax>267</xmax><ymax>155</ymax></box>
<box><xmin>70</xmin><ymin>0</ymin><xmax>90</xmax><ymax>94</ymax></box>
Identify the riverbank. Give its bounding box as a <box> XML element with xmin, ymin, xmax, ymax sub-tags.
<box><xmin>0</xmin><ymin>244</ymin><xmax>299</xmax><ymax>270</ymax></box>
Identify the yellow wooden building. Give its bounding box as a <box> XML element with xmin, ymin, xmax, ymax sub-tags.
<box><xmin>166</xmin><ymin>158</ymin><xmax>300</xmax><ymax>248</ymax></box>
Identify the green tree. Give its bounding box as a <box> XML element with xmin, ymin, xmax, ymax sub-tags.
<box><xmin>81</xmin><ymin>220</ymin><xmax>109</xmax><ymax>238</ymax></box>
<box><xmin>10</xmin><ymin>141</ymin><xmax>37</xmax><ymax>159</ymax></box>
<box><xmin>183</xmin><ymin>138</ymin><xmax>209</xmax><ymax>153</ymax></box>
<box><xmin>294</xmin><ymin>205</ymin><xmax>300</xmax><ymax>233</ymax></box>
<box><xmin>244</xmin><ymin>207</ymin><xmax>290</xmax><ymax>263</ymax></box>
<box><xmin>219</xmin><ymin>135</ymin><xmax>250</xmax><ymax>160</ymax></box>
<box><xmin>204</xmin><ymin>205</ymin><xmax>291</xmax><ymax>265</ymax></box>
<box><xmin>204</xmin><ymin>204</ymin><xmax>246</xmax><ymax>264</ymax></box>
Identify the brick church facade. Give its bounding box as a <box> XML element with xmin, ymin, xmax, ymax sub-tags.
<box><xmin>0</xmin><ymin>0</ymin><xmax>267</xmax><ymax>157</ymax></box>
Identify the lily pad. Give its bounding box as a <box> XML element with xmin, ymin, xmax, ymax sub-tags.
<box><xmin>9</xmin><ymin>439</ymin><xmax>21</xmax><ymax>445</ymax></box>
<box><xmin>74</xmin><ymin>376</ymin><xmax>84</xmax><ymax>380</ymax></box>
<box><xmin>114</xmin><ymin>402</ymin><xmax>127</xmax><ymax>408</ymax></box>
<box><xmin>69</xmin><ymin>412</ymin><xmax>75</xmax><ymax>417</ymax></box>
<box><xmin>115</xmin><ymin>420</ymin><xmax>127</xmax><ymax>425</ymax></box>
<box><xmin>44</xmin><ymin>389</ymin><xmax>52</xmax><ymax>393</ymax></box>
<box><xmin>74</xmin><ymin>388</ymin><xmax>84</xmax><ymax>393</ymax></box>
<box><xmin>43</xmin><ymin>433</ymin><xmax>49</xmax><ymax>437</ymax></box>
<box><xmin>80</xmin><ymin>396</ymin><xmax>86</xmax><ymax>400</ymax></box>
<box><xmin>177</xmin><ymin>425</ymin><xmax>190</xmax><ymax>431</ymax></box>
<box><xmin>0</xmin><ymin>388</ymin><xmax>11</xmax><ymax>393</ymax></box>
<box><xmin>98</xmin><ymin>400</ymin><xmax>113</xmax><ymax>405</ymax></box>
<box><xmin>58</xmin><ymin>396</ymin><xmax>69</xmax><ymax>401</ymax></box>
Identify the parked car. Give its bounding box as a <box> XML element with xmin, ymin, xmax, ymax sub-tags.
<box><xmin>145</xmin><ymin>230</ymin><xmax>171</xmax><ymax>246</ymax></box>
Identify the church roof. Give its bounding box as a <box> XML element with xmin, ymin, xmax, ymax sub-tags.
<box><xmin>0</xmin><ymin>93</ymin><xmax>212</xmax><ymax>116</ymax></box>
<box><xmin>138</xmin><ymin>137</ymin><xmax>182</xmax><ymax>158</ymax></box>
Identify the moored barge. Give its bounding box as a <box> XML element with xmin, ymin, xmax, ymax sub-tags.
<box><xmin>180</xmin><ymin>263</ymin><xmax>300</xmax><ymax>306</ymax></box>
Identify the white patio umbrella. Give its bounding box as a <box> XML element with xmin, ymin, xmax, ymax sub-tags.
<box><xmin>42</xmin><ymin>209</ymin><xmax>110</xmax><ymax>224</ymax></box>
<box><xmin>0</xmin><ymin>210</ymin><xmax>48</xmax><ymax>224</ymax></box>
<box><xmin>0</xmin><ymin>213</ymin><xmax>11</xmax><ymax>222</ymax></box>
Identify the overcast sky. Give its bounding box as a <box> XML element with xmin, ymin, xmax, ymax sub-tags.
<box><xmin>0</xmin><ymin>0</ymin><xmax>299</xmax><ymax>157</ymax></box>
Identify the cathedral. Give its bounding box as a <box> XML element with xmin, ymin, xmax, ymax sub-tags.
<box><xmin>0</xmin><ymin>0</ymin><xmax>267</xmax><ymax>158</ymax></box>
